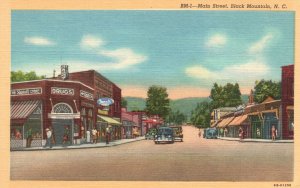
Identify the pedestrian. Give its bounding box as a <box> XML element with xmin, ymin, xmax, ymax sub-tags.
<box><xmin>238</xmin><ymin>127</ymin><xmax>244</xmax><ymax>141</ymax></box>
<box><xmin>198</xmin><ymin>129</ymin><xmax>201</xmax><ymax>137</ymax></box>
<box><xmin>49</xmin><ymin>127</ymin><xmax>56</xmax><ymax>145</ymax></box>
<box><xmin>44</xmin><ymin>128</ymin><xmax>52</xmax><ymax>148</ymax></box>
<box><xmin>86</xmin><ymin>129</ymin><xmax>91</xmax><ymax>143</ymax></box>
<box><xmin>81</xmin><ymin>125</ymin><xmax>85</xmax><ymax>139</ymax></box>
<box><xmin>92</xmin><ymin>128</ymin><xmax>98</xmax><ymax>144</ymax></box>
<box><xmin>26</xmin><ymin>128</ymin><xmax>33</xmax><ymax>148</ymax></box>
<box><xmin>62</xmin><ymin>126</ymin><xmax>70</xmax><ymax>146</ymax></box>
<box><xmin>105</xmin><ymin>126</ymin><xmax>110</xmax><ymax>144</ymax></box>
<box><xmin>271</xmin><ymin>125</ymin><xmax>276</xmax><ymax>141</ymax></box>
<box><xmin>224</xmin><ymin>128</ymin><xmax>228</xmax><ymax>137</ymax></box>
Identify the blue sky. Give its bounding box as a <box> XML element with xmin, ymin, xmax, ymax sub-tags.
<box><xmin>12</xmin><ymin>11</ymin><xmax>295</xmax><ymax>99</ymax></box>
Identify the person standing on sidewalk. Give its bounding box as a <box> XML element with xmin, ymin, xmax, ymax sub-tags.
<box><xmin>44</xmin><ymin>128</ymin><xmax>52</xmax><ymax>148</ymax></box>
<box><xmin>26</xmin><ymin>128</ymin><xmax>33</xmax><ymax>148</ymax></box>
<box><xmin>105</xmin><ymin>126</ymin><xmax>111</xmax><ymax>144</ymax></box>
<box><xmin>92</xmin><ymin>128</ymin><xmax>98</xmax><ymax>144</ymax></box>
<box><xmin>238</xmin><ymin>127</ymin><xmax>244</xmax><ymax>141</ymax></box>
<box><xmin>271</xmin><ymin>125</ymin><xmax>276</xmax><ymax>141</ymax></box>
<box><xmin>86</xmin><ymin>129</ymin><xmax>91</xmax><ymax>143</ymax></box>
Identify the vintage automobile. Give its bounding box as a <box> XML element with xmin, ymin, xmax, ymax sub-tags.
<box><xmin>154</xmin><ymin>127</ymin><xmax>174</xmax><ymax>144</ymax></box>
<box><xmin>170</xmin><ymin>126</ymin><xmax>183</xmax><ymax>142</ymax></box>
<box><xmin>203</xmin><ymin>128</ymin><xmax>218</xmax><ymax>139</ymax></box>
<box><xmin>145</xmin><ymin>128</ymin><xmax>157</xmax><ymax>140</ymax></box>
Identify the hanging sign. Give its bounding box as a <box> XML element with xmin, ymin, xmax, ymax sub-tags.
<box><xmin>97</xmin><ymin>97</ymin><xmax>114</xmax><ymax>106</ymax></box>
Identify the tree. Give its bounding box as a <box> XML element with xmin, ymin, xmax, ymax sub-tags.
<box><xmin>190</xmin><ymin>101</ymin><xmax>211</xmax><ymax>128</ymax></box>
<box><xmin>11</xmin><ymin>70</ymin><xmax>46</xmax><ymax>82</ymax></box>
<box><xmin>145</xmin><ymin>85</ymin><xmax>170</xmax><ymax>119</ymax></box>
<box><xmin>209</xmin><ymin>82</ymin><xmax>242</xmax><ymax>109</ymax></box>
<box><xmin>121</xmin><ymin>97</ymin><xmax>128</xmax><ymax>108</ymax></box>
<box><xmin>254</xmin><ymin>80</ymin><xmax>281</xmax><ymax>103</ymax></box>
<box><xmin>167</xmin><ymin>110</ymin><xmax>187</xmax><ymax>125</ymax></box>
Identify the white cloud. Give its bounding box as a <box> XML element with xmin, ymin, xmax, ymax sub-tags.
<box><xmin>80</xmin><ymin>35</ymin><xmax>105</xmax><ymax>49</ymax></box>
<box><xmin>99</xmin><ymin>48</ymin><xmax>147</xmax><ymax>69</ymax></box>
<box><xmin>206</xmin><ymin>34</ymin><xmax>227</xmax><ymax>48</ymax></box>
<box><xmin>248</xmin><ymin>33</ymin><xmax>273</xmax><ymax>54</ymax></box>
<box><xmin>24</xmin><ymin>37</ymin><xmax>56</xmax><ymax>46</ymax></box>
<box><xmin>185</xmin><ymin>65</ymin><xmax>214</xmax><ymax>79</ymax></box>
<box><xmin>185</xmin><ymin>60</ymin><xmax>270</xmax><ymax>87</ymax></box>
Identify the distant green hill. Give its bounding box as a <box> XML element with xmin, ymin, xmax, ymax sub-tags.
<box><xmin>124</xmin><ymin>94</ymin><xmax>249</xmax><ymax>119</ymax></box>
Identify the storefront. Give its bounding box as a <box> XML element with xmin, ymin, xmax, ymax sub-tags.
<box><xmin>11</xmin><ymin>100</ymin><xmax>43</xmax><ymax>149</ymax></box>
<box><xmin>97</xmin><ymin>115</ymin><xmax>122</xmax><ymax>142</ymax></box>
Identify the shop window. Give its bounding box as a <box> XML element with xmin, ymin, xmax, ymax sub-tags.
<box><xmin>88</xmin><ymin>109</ymin><xmax>93</xmax><ymax>117</ymax></box>
<box><xmin>11</xmin><ymin>126</ymin><xmax>23</xmax><ymax>140</ymax></box>
<box><xmin>81</xmin><ymin>108</ymin><xmax>86</xmax><ymax>115</ymax></box>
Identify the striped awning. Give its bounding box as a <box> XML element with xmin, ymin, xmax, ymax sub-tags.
<box><xmin>11</xmin><ymin>100</ymin><xmax>41</xmax><ymax>122</ymax></box>
<box><xmin>97</xmin><ymin>115</ymin><xmax>122</xmax><ymax>125</ymax></box>
<box><xmin>228</xmin><ymin>115</ymin><xmax>248</xmax><ymax>127</ymax></box>
<box><xmin>217</xmin><ymin>116</ymin><xmax>235</xmax><ymax>128</ymax></box>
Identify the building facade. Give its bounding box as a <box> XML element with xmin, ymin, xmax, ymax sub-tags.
<box><xmin>11</xmin><ymin>68</ymin><xmax>122</xmax><ymax>149</ymax></box>
<box><xmin>281</xmin><ymin>65</ymin><xmax>294</xmax><ymax>139</ymax></box>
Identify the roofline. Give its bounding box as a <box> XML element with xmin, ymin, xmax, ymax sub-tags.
<box><xmin>11</xmin><ymin>79</ymin><xmax>95</xmax><ymax>91</ymax></box>
<box><xmin>68</xmin><ymin>69</ymin><xmax>121</xmax><ymax>89</ymax></box>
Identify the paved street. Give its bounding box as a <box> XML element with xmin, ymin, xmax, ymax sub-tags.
<box><xmin>11</xmin><ymin>126</ymin><xmax>293</xmax><ymax>181</ymax></box>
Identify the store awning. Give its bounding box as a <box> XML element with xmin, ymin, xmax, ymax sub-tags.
<box><xmin>228</xmin><ymin>115</ymin><xmax>248</xmax><ymax>127</ymax></box>
<box><xmin>97</xmin><ymin>115</ymin><xmax>122</xmax><ymax>125</ymax></box>
<box><xmin>11</xmin><ymin>100</ymin><xmax>41</xmax><ymax>123</ymax></box>
<box><xmin>217</xmin><ymin>117</ymin><xmax>234</xmax><ymax>128</ymax></box>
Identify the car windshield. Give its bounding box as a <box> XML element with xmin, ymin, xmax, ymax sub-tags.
<box><xmin>158</xmin><ymin>128</ymin><xmax>173</xmax><ymax>134</ymax></box>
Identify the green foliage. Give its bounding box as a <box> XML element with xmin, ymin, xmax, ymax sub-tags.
<box><xmin>145</xmin><ymin>85</ymin><xmax>170</xmax><ymax>119</ymax></box>
<box><xmin>209</xmin><ymin>82</ymin><xmax>242</xmax><ymax>109</ymax></box>
<box><xmin>254</xmin><ymin>80</ymin><xmax>281</xmax><ymax>103</ymax></box>
<box><xmin>190</xmin><ymin>101</ymin><xmax>211</xmax><ymax>128</ymax></box>
<box><xmin>11</xmin><ymin>71</ymin><xmax>45</xmax><ymax>82</ymax></box>
<box><xmin>167</xmin><ymin>110</ymin><xmax>187</xmax><ymax>125</ymax></box>
<box><xmin>121</xmin><ymin>97</ymin><xmax>128</xmax><ymax>108</ymax></box>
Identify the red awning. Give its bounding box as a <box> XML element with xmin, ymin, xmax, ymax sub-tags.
<box><xmin>11</xmin><ymin>101</ymin><xmax>41</xmax><ymax>123</ymax></box>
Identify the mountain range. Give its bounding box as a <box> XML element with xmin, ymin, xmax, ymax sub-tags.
<box><xmin>124</xmin><ymin>95</ymin><xmax>249</xmax><ymax>118</ymax></box>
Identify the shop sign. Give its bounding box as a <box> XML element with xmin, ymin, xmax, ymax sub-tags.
<box><xmin>61</xmin><ymin>65</ymin><xmax>69</xmax><ymax>80</ymax></box>
<box><xmin>51</xmin><ymin>87</ymin><xmax>74</xmax><ymax>96</ymax></box>
<box><xmin>98</xmin><ymin>109</ymin><xmax>108</xmax><ymax>115</ymax></box>
<box><xmin>97</xmin><ymin>97</ymin><xmax>114</xmax><ymax>106</ymax></box>
<box><xmin>80</xmin><ymin>90</ymin><xmax>94</xmax><ymax>101</ymax></box>
<box><xmin>11</xmin><ymin>87</ymin><xmax>42</xmax><ymax>96</ymax></box>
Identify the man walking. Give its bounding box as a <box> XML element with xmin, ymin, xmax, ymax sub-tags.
<box><xmin>44</xmin><ymin>128</ymin><xmax>52</xmax><ymax>148</ymax></box>
<box><xmin>26</xmin><ymin>128</ymin><xmax>33</xmax><ymax>148</ymax></box>
<box><xmin>105</xmin><ymin>126</ymin><xmax>111</xmax><ymax>144</ymax></box>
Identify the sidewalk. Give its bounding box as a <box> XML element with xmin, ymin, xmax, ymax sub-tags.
<box><xmin>218</xmin><ymin>136</ymin><xmax>293</xmax><ymax>143</ymax></box>
<box><xmin>12</xmin><ymin>136</ymin><xmax>145</xmax><ymax>151</ymax></box>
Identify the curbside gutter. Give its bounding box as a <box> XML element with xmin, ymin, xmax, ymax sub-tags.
<box><xmin>11</xmin><ymin>136</ymin><xmax>146</xmax><ymax>152</ymax></box>
<box><xmin>218</xmin><ymin>137</ymin><xmax>294</xmax><ymax>143</ymax></box>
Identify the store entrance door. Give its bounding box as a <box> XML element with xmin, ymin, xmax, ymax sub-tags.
<box><xmin>52</xmin><ymin>119</ymin><xmax>73</xmax><ymax>145</ymax></box>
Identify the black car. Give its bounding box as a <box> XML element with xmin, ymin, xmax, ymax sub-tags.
<box><xmin>154</xmin><ymin>127</ymin><xmax>174</xmax><ymax>144</ymax></box>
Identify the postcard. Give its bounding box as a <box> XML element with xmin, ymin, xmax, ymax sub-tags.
<box><xmin>0</xmin><ymin>0</ymin><xmax>299</xmax><ymax>188</ymax></box>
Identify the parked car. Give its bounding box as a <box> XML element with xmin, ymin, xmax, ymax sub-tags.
<box><xmin>145</xmin><ymin>128</ymin><xmax>157</xmax><ymax>140</ymax></box>
<box><xmin>154</xmin><ymin>127</ymin><xmax>174</xmax><ymax>144</ymax></box>
<box><xmin>170</xmin><ymin>126</ymin><xmax>183</xmax><ymax>142</ymax></box>
<box><xmin>204</xmin><ymin>128</ymin><xmax>217</xmax><ymax>139</ymax></box>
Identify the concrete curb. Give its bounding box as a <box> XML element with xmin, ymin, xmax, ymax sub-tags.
<box><xmin>11</xmin><ymin>137</ymin><xmax>145</xmax><ymax>152</ymax></box>
<box><xmin>218</xmin><ymin>137</ymin><xmax>294</xmax><ymax>143</ymax></box>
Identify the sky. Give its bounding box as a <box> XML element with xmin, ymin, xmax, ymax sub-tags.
<box><xmin>12</xmin><ymin>11</ymin><xmax>295</xmax><ymax>99</ymax></box>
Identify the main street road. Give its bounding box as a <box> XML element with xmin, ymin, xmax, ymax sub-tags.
<box><xmin>11</xmin><ymin>126</ymin><xmax>293</xmax><ymax>181</ymax></box>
